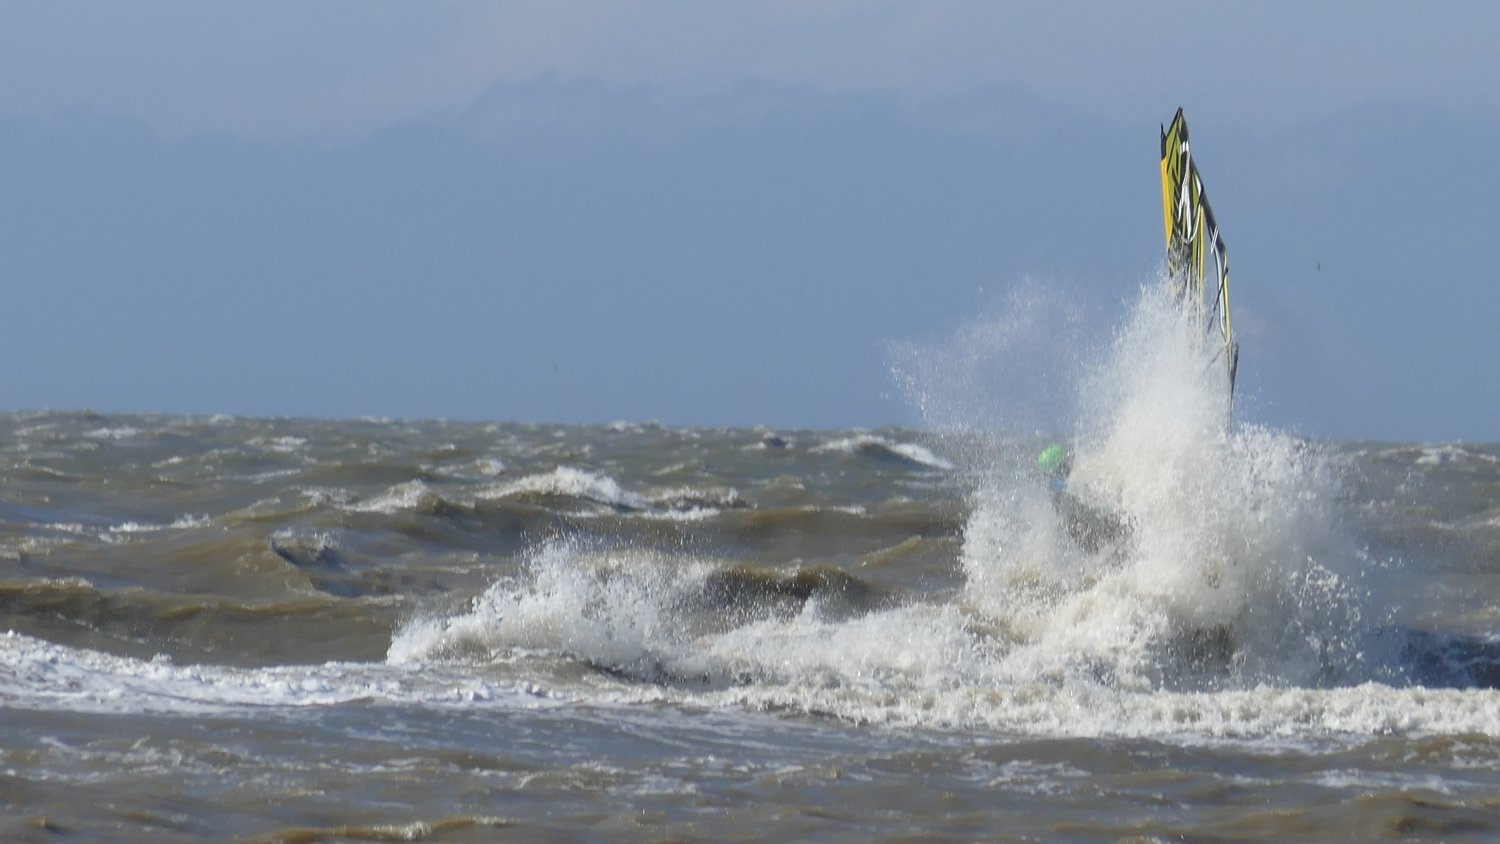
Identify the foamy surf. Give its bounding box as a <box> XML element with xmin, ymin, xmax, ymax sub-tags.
<box><xmin>383</xmin><ymin>537</ymin><xmax>1500</xmax><ymax>744</ymax></box>
<box><xmin>376</xmin><ymin>274</ymin><xmax>1500</xmax><ymax>751</ymax></box>
<box><xmin>0</xmin><ymin>630</ymin><xmax>552</xmax><ymax>716</ymax></box>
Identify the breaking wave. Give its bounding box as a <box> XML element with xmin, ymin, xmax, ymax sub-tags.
<box><xmin>0</xmin><ymin>630</ymin><xmax>546</xmax><ymax>716</ymax></box>
<box><xmin>955</xmin><ymin>281</ymin><xmax>1372</xmax><ymax>691</ymax></box>
<box><xmin>812</xmin><ymin>434</ymin><xmax>955</xmax><ymax>471</ymax></box>
<box><xmin>382</xmin><ymin>534</ymin><xmax>1500</xmax><ymax>741</ymax></box>
<box><xmin>478</xmin><ymin>467</ymin><xmax>743</xmax><ymax>519</ymax></box>
<box><xmin>381</xmin><ymin>274</ymin><xmax>1500</xmax><ymax>743</ymax></box>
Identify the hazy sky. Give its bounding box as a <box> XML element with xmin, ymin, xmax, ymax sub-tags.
<box><xmin>2</xmin><ymin>2</ymin><xmax>1497</xmax><ymax>440</ymax></box>
<box><xmin>6</xmin><ymin>2</ymin><xmax>1499</xmax><ymax>137</ymax></box>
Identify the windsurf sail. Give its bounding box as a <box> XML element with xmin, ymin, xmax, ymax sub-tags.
<box><xmin>1160</xmin><ymin>107</ymin><xmax>1239</xmax><ymax>408</ymax></box>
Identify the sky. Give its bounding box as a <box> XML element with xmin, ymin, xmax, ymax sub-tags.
<box><xmin>1</xmin><ymin>1</ymin><xmax>1497</xmax><ymax>441</ymax></box>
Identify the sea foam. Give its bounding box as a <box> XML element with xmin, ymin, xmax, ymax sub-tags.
<box><xmin>0</xmin><ymin>630</ymin><xmax>545</xmax><ymax>716</ymax></box>
<box><xmin>378</xmin><ymin>274</ymin><xmax>1483</xmax><ymax>744</ymax></box>
<box><xmin>950</xmin><ymin>280</ymin><xmax>1368</xmax><ymax>690</ymax></box>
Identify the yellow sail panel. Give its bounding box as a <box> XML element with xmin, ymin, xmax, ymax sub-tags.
<box><xmin>1159</xmin><ymin>107</ymin><xmax>1239</xmax><ymax>402</ymax></box>
<box><xmin>1160</xmin><ymin>108</ymin><xmax>1202</xmax><ymax>301</ymax></box>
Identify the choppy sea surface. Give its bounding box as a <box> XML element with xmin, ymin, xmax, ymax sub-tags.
<box><xmin>2</xmin><ymin>409</ymin><xmax>1498</xmax><ymax>842</ymax></box>
<box><xmin>4</xmin><ymin>286</ymin><xmax>1500</xmax><ymax>841</ymax></box>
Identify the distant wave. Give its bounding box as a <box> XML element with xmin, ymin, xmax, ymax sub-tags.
<box><xmin>812</xmin><ymin>434</ymin><xmax>955</xmax><ymax>471</ymax></box>
<box><xmin>477</xmin><ymin>467</ymin><xmax>744</xmax><ymax>520</ymax></box>
<box><xmin>349</xmin><ymin>480</ymin><xmax>456</xmax><ymax>515</ymax></box>
<box><xmin>1416</xmin><ymin>444</ymin><xmax>1500</xmax><ymax>466</ymax></box>
<box><xmin>0</xmin><ymin>579</ymin><xmax>392</xmax><ymax>664</ymax></box>
<box><xmin>480</xmin><ymin>467</ymin><xmax>649</xmax><ymax>511</ymax></box>
<box><xmin>82</xmin><ymin>426</ymin><xmax>144</xmax><ymax>441</ymax></box>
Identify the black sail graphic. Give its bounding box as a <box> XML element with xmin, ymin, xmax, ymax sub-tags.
<box><xmin>1161</xmin><ymin>107</ymin><xmax>1239</xmax><ymax>408</ymax></box>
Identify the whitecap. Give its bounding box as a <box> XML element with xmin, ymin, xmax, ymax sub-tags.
<box><xmin>478</xmin><ymin>467</ymin><xmax>649</xmax><ymax>511</ymax></box>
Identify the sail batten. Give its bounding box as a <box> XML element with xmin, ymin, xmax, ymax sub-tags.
<box><xmin>1160</xmin><ymin>107</ymin><xmax>1238</xmax><ymax>410</ymax></box>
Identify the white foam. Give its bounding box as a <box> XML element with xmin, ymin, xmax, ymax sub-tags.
<box><xmin>470</xmin><ymin>468</ymin><xmax>735</xmax><ymax>520</ymax></box>
<box><xmin>1310</xmin><ymin>768</ymin><xmax>1461</xmax><ymax>794</ymax></box>
<box><xmin>472</xmin><ymin>458</ymin><xmax>506</xmax><ymax>477</ymax></box>
<box><xmin>238</xmin><ymin>467</ymin><xmax>306</xmax><ymax>482</ymax></box>
<box><xmin>83</xmin><ymin>426</ymin><xmax>142</xmax><ymax>440</ymax></box>
<box><xmin>0</xmin><ymin>630</ymin><xmax>550</xmax><ymax>717</ymax></box>
<box><xmin>925</xmin><ymin>281</ymin><xmax>1365</xmax><ymax>692</ymax></box>
<box><xmin>299</xmin><ymin>486</ymin><xmax>354</xmax><ymax>507</ymax></box>
<box><xmin>249</xmin><ymin>435</ymin><xmax>308</xmax><ymax>453</ymax></box>
<box><xmin>384</xmin><ymin>540</ymin><xmax>1500</xmax><ymax>745</ymax></box>
<box><xmin>478</xmin><ymin>467</ymin><xmax>649</xmax><ymax>511</ymax></box>
<box><xmin>350</xmin><ymin>480</ymin><xmax>445</xmax><ymax>514</ymax></box>
<box><xmin>640</xmin><ymin>485</ymin><xmax>741</xmax><ymax>518</ymax></box>
<box><xmin>1417</xmin><ymin>445</ymin><xmax>1466</xmax><ymax>466</ymax></box>
<box><xmin>372</xmin><ymin>276</ymin><xmax>1500</xmax><ymax>746</ymax></box>
<box><xmin>388</xmin><ymin>540</ymin><xmax>708</xmax><ymax>671</ymax></box>
<box><xmin>813</xmin><ymin>434</ymin><xmax>956</xmax><ymax>471</ymax></box>
<box><xmin>109</xmin><ymin>514</ymin><xmax>212</xmax><ymax>534</ymax></box>
<box><xmin>693</xmin><ymin>675</ymin><xmax>1500</xmax><ymax>742</ymax></box>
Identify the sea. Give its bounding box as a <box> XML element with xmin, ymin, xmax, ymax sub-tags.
<box><xmin>3</xmin><ymin>282</ymin><xmax>1499</xmax><ymax>842</ymax></box>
